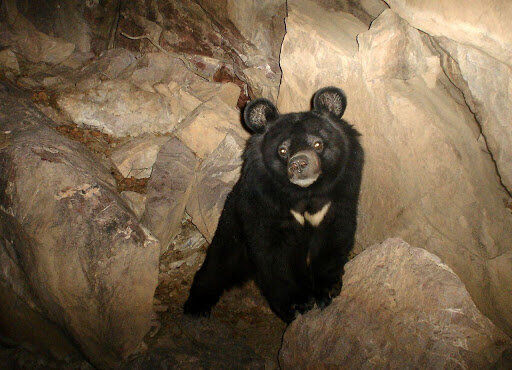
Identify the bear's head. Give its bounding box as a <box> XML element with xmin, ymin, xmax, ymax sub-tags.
<box><xmin>243</xmin><ymin>87</ymin><xmax>360</xmax><ymax>192</ymax></box>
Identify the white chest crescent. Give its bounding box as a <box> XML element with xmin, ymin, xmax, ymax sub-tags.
<box><xmin>290</xmin><ymin>202</ymin><xmax>331</xmax><ymax>227</ymax></box>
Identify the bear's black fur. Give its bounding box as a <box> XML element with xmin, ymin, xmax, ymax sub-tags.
<box><xmin>184</xmin><ymin>87</ymin><xmax>364</xmax><ymax>323</ymax></box>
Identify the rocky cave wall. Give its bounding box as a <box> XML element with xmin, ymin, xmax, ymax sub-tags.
<box><xmin>0</xmin><ymin>0</ymin><xmax>512</xmax><ymax>368</ymax></box>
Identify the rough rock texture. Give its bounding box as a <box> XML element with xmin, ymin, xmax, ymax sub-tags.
<box><xmin>0</xmin><ymin>0</ymin><xmax>75</xmax><ymax>64</ymax></box>
<box><xmin>17</xmin><ymin>0</ymin><xmax>92</xmax><ymax>54</ymax></box>
<box><xmin>384</xmin><ymin>0</ymin><xmax>512</xmax><ymax>66</ymax></box>
<box><xmin>175</xmin><ymin>97</ymin><xmax>248</xmax><ymax>158</ymax></box>
<box><xmin>186</xmin><ymin>134</ymin><xmax>245</xmax><ymax>242</ymax></box>
<box><xmin>383</xmin><ymin>0</ymin><xmax>512</xmax><ymax>194</ymax></box>
<box><xmin>142</xmin><ymin>137</ymin><xmax>198</xmax><ymax>251</ymax></box>
<box><xmin>120</xmin><ymin>191</ymin><xmax>147</xmax><ymax>220</ymax></box>
<box><xmin>0</xmin><ymin>82</ymin><xmax>160</xmax><ymax>368</ymax></box>
<box><xmin>280</xmin><ymin>238</ymin><xmax>512</xmax><ymax>369</ymax></box>
<box><xmin>0</xmin><ymin>49</ymin><xmax>19</xmax><ymax>74</ymax></box>
<box><xmin>187</xmin><ymin>81</ymin><xmax>241</xmax><ymax>108</ymax></box>
<box><xmin>278</xmin><ymin>1</ymin><xmax>512</xmax><ymax>335</ymax></box>
<box><xmin>57</xmin><ymin>79</ymin><xmax>177</xmax><ymax>137</ymax></box>
<box><xmin>120</xmin><ymin>0</ymin><xmax>285</xmax><ymax>101</ymax></box>
<box><xmin>110</xmin><ymin>134</ymin><xmax>170</xmax><ymax>179</ymax></box>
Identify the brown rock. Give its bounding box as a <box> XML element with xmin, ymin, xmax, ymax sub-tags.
<box><xmin>175</xmin><ymin>97</ymin><xmax>248</xmax><ymax>158</ymax></box>
<box><xmin>186</xmin><ymin>133</ymin><xmax>245</xmax><ymax>242</ymax></box>
<box><xmin>280</xmin><ymin>238</ymin><xmax>512</xmax><ymax>369</ymax></box>
<box><xmin>0</xmin><ymin>49</ymin><xmax>19</xmax><ymax>74</ymax></box>
<box><xmin>187</xmin><ymin>81</ymin><xmax>241</xmax><ymax>108</ymax></box>
<box><xmin>120</xmin><ymin>191</ymin><xmax>147</xmax><ymax>220</ymax></box>
<box><xmin>382</xmin><ymin>0</ymin><xmax>512</xmax><ymax>193</ymax></box>
<box><xmin>110</xmin><ymin>134</ymin><xmax>170</xmax><ymax>179</ymax></box>
<box><xmin>0</xmin><ymin>0</ymin><xmax>75</xmax><ymax>64</ymax></box>
<box><xmin>384</xmin><ymin>0</ymin><xmax>512</xmax><ymax>67</ymax></box>
<box><xmin>57</xmin><ymin>79</ymin><xmax>178</xmax><ymax>137</ymax></box>
<box><xmin>0</xmin><ymin>82</ymin><xmax>160</xmax><ymax>368</ymax></box>
<box><xmin>142</xmin><ymin>137</ymin><xmax>198</xmax><ymax>252</ymax></box>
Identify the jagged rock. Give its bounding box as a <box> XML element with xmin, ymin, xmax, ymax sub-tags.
<box><xmin>86</xmin><ymin>48</ymin><xmax>139</xmax><ymax>81</ymax></box>
<box><xmin>278</xmin><ymin>1</ymin><xmax>512</xmax><ymax>336</ymax></box>
<box><xmin>186</xmin><ymin>133</ymin><xmax>245</xmax><ymax>242</ymax></box>
<box><xmin>280</xmin><ymin>238</ymin><xmax>512</xmax><ymax>368</ymax></box>
<box><xmin>384</xmin><ymin>0</ymin><xmax>512</xmax><ymax>66</ymax></box>
<box><xmin>120</xmin><ymin>191</ymin><xmax>147</xmax><ymax>220</ymax></box>
<box><xmin>383</xmin><ymin>0</ymin><xmax>512</xmax><ymax>194</ymax></box>
<box><xmin>187</xmin><ymin>81</ymin><xmax>241</xmax><ymax>108</ymax></box>
<box><xmin>110</xmin><ymin>134</ymin><xmax>170</xmax><ymax>179</ymax></box>
<box><xmin>125</xmin><ymin>53</ymin><xmax>203</xmax><ymax>88</ymax></box>
<box><xmin>57</xmin><ymin>79</ymin><xmax>178</xmax><ymax>137</ymax></box>
<box><xmin>0</xmin><ymin>49</ymin><xmax>19</xmax><ymax>74</ymax></box>
<box><xmin>0</xmin><ymin>82</ymin><xmax>160</xmax><ymax>368</ymax></box>
<box><xmin>142</xmin><ymin>137</ymin><xmax>198</xmax><ymax>252</ymax></box>
<box><xmin>226</xmin><ymin>0</ymin><xmax>286</xmax><ymax>60</ymax></box>
<box><xmin>175</xmin><ymin>97</ymin><xmax>248</xmax><ymax>158</ymax></box>
<box><xmin>0</xmin><ymin>0</ymin><xmax>75</xmax><ymax>64</ymax></box>
<box><xmin>242</xmin><ymin>66</ymin><xmax>280</xmax><ymax>102</ymax></box>
<box><xmin>277</xmin><ymin>0</ymin><xmax>366</xmax><ymax>110</ymax></box>
<box><xmin>56</xmin><ymin>51</ymin><xmax>210</xmax><ymax>137</ymax></box>
<box><xmin>434</xmin><ymin>38</ymin><xmax>512</xmax><ymax>194</ymax></box>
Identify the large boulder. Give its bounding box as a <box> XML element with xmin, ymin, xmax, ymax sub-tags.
<box><xmin>280</xmin><ymin>238</ymin><xmax>512</xmax><ymax>368</ymax></box>
<box><xmin>278</xmin><ymin>0</ymin><xmax>512</xmax><ymax>335</ymax></box>
<box><xmin>0</xmin><ymin>82</ymin><xmax>160</xmax><ymax>368</ymax></box>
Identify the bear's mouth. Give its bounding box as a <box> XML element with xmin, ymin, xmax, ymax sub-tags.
<box><xmin>287</xmin><ymin>150</ymin><xmax>321</xmax><ymax>187</ymax></box>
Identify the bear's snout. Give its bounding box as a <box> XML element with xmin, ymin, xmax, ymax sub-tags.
<box><xmin>288</xmin><ymin>150</ymin><xmax>321</xmax><ymax>187</ymax></box>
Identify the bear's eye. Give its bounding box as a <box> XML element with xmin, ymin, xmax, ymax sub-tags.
<box><xmin>313</xmin><ymin>141</ymin><xmax>324</xmax><ymax>152</ymax></box>
<box><xmin>278</xmin><ymin>146</ymin><xmax>288</xmax><ymax>157</ymax></box>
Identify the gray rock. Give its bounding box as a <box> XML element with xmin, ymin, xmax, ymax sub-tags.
<box><xmin>142</xmin><ymin>137</ymin><xmax>198</xmax><ymax>252</ymax></box>
<box><xmin>0</xmin><ymin>82</ymin><xmax>160</xmax><ymax>368</ymax></box>
<box><xmin>280</xmin><ymin>238</ymin><xmax>512</xmax><ymax>369</ymax></box>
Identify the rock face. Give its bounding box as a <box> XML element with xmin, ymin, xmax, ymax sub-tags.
<box><xmin>383</xmin><ymin>0</ymin><xmax>512</xmax><ymax>194</ymax></box>
<box><xmin>280</xmin><ymin>238</ymin><xmax>512</xmax><ymax>369</ymax></box>
<box><xmin>278</xmin><ymin>0</ymin><xmax>512</xmax><ymax>336</ymax></box>
<box><xmin>384</xmin><ymin>0</ymin><xmax>512</xmax><ymax>65</ymax></box>
<box><xmin>0</xmin><ymin>82</ymin><xmax>160</xmax><ymax>368</ymax></box>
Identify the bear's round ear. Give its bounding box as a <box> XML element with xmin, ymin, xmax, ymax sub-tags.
<box><xmin>312</xmin><ymin>87</ymin><xmax>347</xmax><ymax>119</ymax></box>
<box><xmin>243</xmin><ymin>98</ymin><xmax>279</xmax><ymax>133</ymax></box>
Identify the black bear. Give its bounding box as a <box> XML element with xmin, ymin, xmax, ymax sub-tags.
<box><xmin>184</xmin><ymin>87</ymin><xmax>364</xmax><ymax>323</ymax></box>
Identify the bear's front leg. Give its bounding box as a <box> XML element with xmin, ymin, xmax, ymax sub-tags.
<box><xmin>184</xmin><ymin>194</ymin><xmax>251</xmax><ymax>317</ymax></box>
<box><xmin>247</xmin><ymin>233</ymin><xmax>315</xmax><ymax>323</ymax></box>
<box><xmin>311</xmin><ymin>230</ymin><xmax>353</xmax><ymax>309</ymax></box>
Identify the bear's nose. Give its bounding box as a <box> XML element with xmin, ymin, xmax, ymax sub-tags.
<box><xmin>288</xmin><ymin>154</ymin><xmax>309</xmax><ymax>175</ymax></box>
